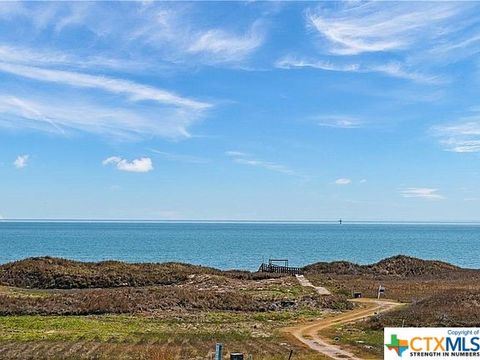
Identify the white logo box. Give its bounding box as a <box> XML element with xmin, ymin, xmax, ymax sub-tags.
<box><xmin>384</xmin><ymin>328</ymin><xmax>480</xmax><ymax>359</ymax></box>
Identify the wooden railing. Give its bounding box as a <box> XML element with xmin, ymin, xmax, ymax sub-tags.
<box><xmin>258</xmin><ymin>263</ymin><xmax>303</xmax><ymax>275</ymax></box>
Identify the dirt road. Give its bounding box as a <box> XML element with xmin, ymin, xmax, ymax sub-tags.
<box><xmin>285</xmin><ymin>287</ymin><xmax>404</xmax><ymax>359</ymax></box>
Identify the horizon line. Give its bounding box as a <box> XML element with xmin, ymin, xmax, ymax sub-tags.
<box><xmin>1</xmin><ymin>218</ymin><xmax>480</xmax><ymax>225</ymax></box>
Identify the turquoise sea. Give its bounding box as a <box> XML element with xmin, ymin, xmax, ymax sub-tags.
<box><xmin>1</xmin><ymin>222</ymin><xmax>479</xmax><ymax>270</ymax></box>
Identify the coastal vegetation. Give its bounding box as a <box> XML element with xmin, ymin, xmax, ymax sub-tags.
<box><xmin>307</xmin><ymin>255</ymin><xmax>480</xmax><ymax>358</ymax></box>
<box><xmin>0</xmin><ymin>257</ymin><xmax>280</xmax><ymax>289</ymax></box>
<box><xmin>0</xmin><ymin>257</ymin><xmax>348</xmax><ymax>359</ymax></box>
<box><xmin>1</xmin><ymin>255</ymin><xmax>479</xmax><ymax>359</ymax></box>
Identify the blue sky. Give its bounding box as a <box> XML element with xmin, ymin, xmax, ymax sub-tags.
<box><xmin>1</xmin><ymin>1</ymin><xmax>480</xmax><ymax>221</ymax></box>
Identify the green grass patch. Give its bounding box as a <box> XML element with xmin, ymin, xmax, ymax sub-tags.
<box><xmin>325</xmin><ymin>324</ymin><xmax>383</xmax><ymax>358</ymax></box>
<box><xmin>0</xmin><ymin>308</ymin><xmax>327</xmax><ymax>345</ymax></box>
<box><xmin>0</xmin><ymin>315</ymin><xmax>255</xmax><ymax>343</ymax></box>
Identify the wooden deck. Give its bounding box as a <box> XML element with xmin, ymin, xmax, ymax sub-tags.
<box><xmin>258</xmin><ymin>262</ymin><xmax>303</xmax><ymax>275</ymax></box>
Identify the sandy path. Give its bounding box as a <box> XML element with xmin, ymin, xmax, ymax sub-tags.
<box><xmin>286</xmin><ymin>277</ymin><xmax>404</xmax><ymax>359</ymax></box>
<box><xmin>295</xmin><ymin>275</ymin><xmax>331</xmax><ymax>295</ymax></box>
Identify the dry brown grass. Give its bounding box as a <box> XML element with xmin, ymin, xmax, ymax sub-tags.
<box><xmin>304</xmin><ymin>255</ymin><xmax>462</xmax><ymax>279</ymax></box>
<box><xmin>10</xmin><ymin>255</ymin><xmax>475</xmax><ymax>359</ymax></box>
<box><xmin>323</xmin><ymin>288</ymin><xmax>480</xmax><ymax>359</ymax></box>
<box><xmin>0</xmin><ymin>257</ymin><xmax>283</xmax><ymax>290</ymax></box>
<box><xmin>307</xmin><ymin>275</ymin><xmax>480</xmax><ymax>302</ymax></box>
<box><xmin>0</xmin><ymin>286</ymin><xmax>346</xmax><ymax>315</ymax></box>
<box><xmin>305</xmin><ymin>255</ymin><xmax>480</xmax><ymax>303</ymax></box>
<box><xmin>308</xmin><ymin>256</ymin><xmax>480</xmax><ymax>359</ymax></box>
<box><xmin>369</xmin><ymin>288</ymin><xmax>480</xmax><ymax>328</ymax></box>
<box><xmin>0</xmin><ymin>258</ymin><xmax>345</xmax><ymax>359</ymax></box>
<box><xmin>0</xmin><ymin>272</ymin><xmax>350</xmax><ymax>316</ymax></box>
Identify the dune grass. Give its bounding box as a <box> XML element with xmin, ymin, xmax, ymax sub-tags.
<box><xmin>0</xmin><ymin>258</ymin><xmax>336</xmax><ymax>359</ymax></box>
<box><xmin>0</xmin><ymin>310</ymin><xmax>327</xmax><ymax>359</ymax></box>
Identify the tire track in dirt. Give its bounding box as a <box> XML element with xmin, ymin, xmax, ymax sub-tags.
<box><xmin>285</xmin><ymin>276</ymin><xmax>404</xmax><ymax>359</ymax></box>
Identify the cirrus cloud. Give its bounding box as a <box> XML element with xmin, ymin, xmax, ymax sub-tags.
<box><xmin>306</xmin><ymin>3</ymin><xmax>464</xmax><ymax>56</ymax></box>
<box><xmin>226</xmin><ymin>150</ymin><xmax>302</xmax><ymax>177</ymax></box>
<box><xmin>275</xmin><ymin>2</ymin><xmax>478</xmax><ymax>85</ymax></box>
<box><xmin>0</xmin><ymin>62</ymin><xmax>209</xmax><ymax>111</ymax></box>
<box><xmin>432</xmin><ymin>117</ymin><xmax>480</xmax><ymax>153</ymax></box>
<box><xmin>275</xmin><ymin>56</ymin><xmax>442</xmax><ymax>84</ymax></box>
<box><xmin>401</xmin><ymin>187</ymin><xmax>445</xmax><ymax>200</ymax></box>
<box><xmin>313</xmin><ymin>115</ymin><xmax>363</xmax><ymax>129</ymax></box>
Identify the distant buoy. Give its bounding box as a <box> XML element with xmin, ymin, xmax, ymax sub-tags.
<box><xmin>339</xmin><ymin>219</ymin><xmax>342</xmax><ymax>225</ymax></box>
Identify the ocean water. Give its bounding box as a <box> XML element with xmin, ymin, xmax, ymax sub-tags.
<box><xmin>1</xmin><ymin>222</ymin><xmax>479</xmax><ymax>270</ymax></box>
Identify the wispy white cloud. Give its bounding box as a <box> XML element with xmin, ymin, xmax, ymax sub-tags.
<box><xmin>439</xmin><ymin>139</ymin><xmax>480</xmax><ymax>153</ymax></box>
<box><xmin>0</xmin><ymin>1</ymin><xmax>25</xmax><ymax>18</ymax></box>
<box><xmin>150</xmin><ymin>149</ymin><xmax>211</xmax><ymax>164</ymax></box>
<box><xmin>369</xmin><ymin>63</ymin><xmax>442</xmax><ymax>84</ymax></box>
<box><xmin>0</xmin><ymin>1</ymin><xmax>101</xmax><ymax>36</ymax></box>
<box><xmin>53</xmin><ymin>2</ymin><xmax>90</xmax><ymax>33</ymax></box>
<box><xmin>0</xmin><ymin>2</ymin><xmax>267</xmax><ymax>67</ymax></box>
<box><xmin>226</xmin><ymin>150</ymin><xmax>299</xmax><ymax>176</ymax></box>
<box><xmin>306</xmin><ymin>3</ymin><xmax>463</xmax><ymax>56</ymax></box>
<box><xmin>121</xmin><ymin>6</ymin><xmax>265</xmax><ymax>66</ymax></box>
<box><xmin>0</xmin><ymin>4</ymin><xmax>269</xmax><ymax>142</ymax></box>
<box><xmin>0</xmin><ymin>43</ymin><xmax>211</xmax><ymax>138</ymax></box>
<box><xmin>103</xmin><ymin>156</ymin><xmax>153</xmax><ymax>173</ymax></box>
<box><xmin>432</xmin><ymin>116</ymin><xmax>480</xmax><ymax>153</ymax></box>
<box><xmin>186</xmin><ymin>23</ymin><xmax>264</xmax><ymax>64</ymax></box>
<box><xmin>335</xmin><ymin>178</ymin><xmax>351</xmax><ymax>185</ymax></box>
<box><xmin>401</xmin><ymin>187</ymin><xmax>445</xmax><ymax>200</ymax></box>
<box><xmin>0</xmin><ymin>37</ymin><xmax>213</xmax><ymax>140</ymax></box>
<box><xmin>277</xmin><ymin>3</ymin><xmax>478</xmax><ymax>84</ymax></box>
<box><xmin>0</xmin><ymin>95</ymin><xmax>200</xmax><ymax>140</ymax></box>
<box><xmin>0</xmin><ymin>62</ymin><xmax>209</xmax><ymax>110</ymax></box>
<box><xmin>225</xmin><ymin>150</ymin><xmax>248</xmax><ymax>157</ymax></box>
<box><xmin>0</xmin><ymin>44</ymin><xmax>150</xmax><ymax>72</ymax></box>
<box><xmin>14</xmin><ymin>154</ymin><xmax>29</xmax><ymax>169</ymax></box>
<box><xmin>276</xmin><ymin>56</ymin><xmax>360</xmax><ymax>72</ymax></box>
<box><xmin>234</xmin><ymin>158</ymin><xmax>296</xmax><ymax>176</ymax></box>
<box><xmin>275</xmin><ymin>56</ymin><xmax>441</xmax><ymax>84</ymax></box>
<box><xmin>313</xmin><ymin>115</ymin><xmax>362</xmax><ymax>129</ymax></box>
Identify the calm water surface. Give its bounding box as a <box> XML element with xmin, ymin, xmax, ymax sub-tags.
<box><xmin>1</xmin><ymin>222</ymin><xmax>479</xmax><ymax>270</ymax></box>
